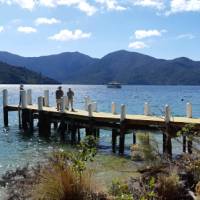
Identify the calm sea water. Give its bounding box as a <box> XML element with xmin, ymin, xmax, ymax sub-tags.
<box><xmin>0</xmin><ymin>84</ymin><xmax>200</xmax><ymax>177</ymax></box>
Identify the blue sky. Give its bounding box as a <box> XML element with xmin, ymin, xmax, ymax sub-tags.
<box><xmin>0</xmin><ymin>0</ymin><xmax>199</xmax><ymax>60</ymax></box>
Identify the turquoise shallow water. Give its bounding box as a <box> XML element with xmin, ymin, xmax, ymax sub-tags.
<box><xmin>0</xmin><ymin>84</ymin><xmax>200</xmax><ymax>177</ymax></box>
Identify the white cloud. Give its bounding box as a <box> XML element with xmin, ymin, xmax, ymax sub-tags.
<box><xmin>128</xmin><ymin>41</ymin><xmax>148</xmax><ymax>49</ymax></box>
<box><xmin>134</xmin><ymin>29</ymin><xmax>166</xmax><ymax>39</ymax></box>
<box><xmin>0</xmin><ymin>26</ymin><xmax>4</xmax><ymax>32</ymax></box>
<box><xmin>35</xmin><ymin>17</ymin><xmax>61</xmax><ymax>25</ymax></box>
<box><xmin>39</xmin><ymin>0</ymin><xmax>97</xmax><ymax>16</ymax></box>
<box><xmin>0</xmin><ymin>0</ymin><xmax>97</xmax><ymax>16</ymax></box>
<box><xmin>177</xmin><ymin>33</ymin><xmax>195</xmax><ymax>40</ymax></box>
<box><xmin>96</xmin><ymin>0</ymin><xmax>126</xmax><ymax>11</ymax></box>
<box><xmin>17</xmin><ymin>26</ymin><xmax>37</xmax><ymax>33</ymax></box>
<box><xmin>167</xmin><ymin>0</ymin><xmax>200</xmax><ymax>14</ymax></box>
<box><xmin>76</xmin><ymin>1</ymin><xmax>97</xmax><ymax>16</ymax></box>
<box><xmin>133</xmin><ymin>0</ymin><xmax>164</xmax><ymax>10</ymax></box>
<box><xmin>48</xmin><ymin>29</ymin><xmax>91</xmax><ymax>41</ymax></box>
<box><xmin>0</xmin><ymin>0</ymin><xmax>36</xmax><ymax>10</ymax></box>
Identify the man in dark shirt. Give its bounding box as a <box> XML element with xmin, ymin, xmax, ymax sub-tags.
<box><xmin>56</xmin><ymin>86</ymin><xmax>64</xmax><ymax>111</ymax></box>
<box><xmin>67</xmin><ymin>88</ymin><xmax>74</xmax><ymax>111</ymax></box>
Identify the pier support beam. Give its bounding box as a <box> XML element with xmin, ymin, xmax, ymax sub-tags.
<box><xmin>188</xmin><ymin>138</ymin><xmax>193</xmax><ymax>154</ymax></box>
<box><xmin>183</xmin><ymin>135</ymin><xmax>186</xmax><ymax>153</ymax></box>
<box><xmin>38</xmin><ymin>111</ymin><xmax>51</xmax><ymax>137</ymax></box>
<box><xmin>112</xmin><ymin>129</ymin><xmax>117</xmax><ymax>153</ymax></box>
<box><xmin>3</xmin><ymin>89</ymin><xmax>8</xmax><ymax>127</ymax></box>
<box><xmin>133</xmin><ymin>132</ymin><xmax>136</xmax><ymax>144</ymax></box>
<box><xmin>3</xmin><ymin>107</ymin><xmax>8</xmax><ymax>127</ymax></box>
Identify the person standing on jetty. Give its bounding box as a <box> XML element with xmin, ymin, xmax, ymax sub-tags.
<box><xmin>56</xmin><ymin>86</ymin><xmax>64</xmax><ymax>111</ymax></box>
<box><xmin>19</xmin><ymin>84</ymin><xmax>24</xmax><ymax>107</ymax></box>
<box><xmin>67</xmin><ymin>88</ymin><xmax>75</xmax><ymax>111</ymax></box>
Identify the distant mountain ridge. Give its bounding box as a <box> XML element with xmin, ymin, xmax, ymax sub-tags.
<box><xmin>0</xmin><ymin>50</ymin><xmax>200</xmax><ymax>85</ymax></box>
<box><xmin>0</xmin><ymin>61</ymin><xmax>59</xmax><ymax>84</ymax></box>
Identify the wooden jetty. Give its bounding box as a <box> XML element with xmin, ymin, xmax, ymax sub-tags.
<box><xmin>2</xmin><ymin>89</ymin><xmax>199</xmax><ymax>156</ymax></box>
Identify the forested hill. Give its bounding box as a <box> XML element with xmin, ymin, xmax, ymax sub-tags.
<box><xmin>0</xmin><ymin>50</ymin><xmax>200</xmax><ymax>85</ymax></box>
<box><xmin>0</xmin><ymin>61</ymin><xmax>59</xmax><ymax>84</ymax></box>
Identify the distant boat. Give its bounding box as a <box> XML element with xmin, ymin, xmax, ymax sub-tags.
<box><xmin>107</xmin><ymin>81</ymin><xmax>122</xmax><ymax>88</ymax></box>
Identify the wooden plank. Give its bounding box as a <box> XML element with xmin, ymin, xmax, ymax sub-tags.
<box><xmin>6</xmin><ymin>104</ymin><xmax>200</xmax><ymax>129</ymax></box>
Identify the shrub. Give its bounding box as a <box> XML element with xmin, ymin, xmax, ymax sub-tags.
<box><xmin>32</xmin><ymin>136</ymin><xmax>100</xmax><ymax>200</ymax></box>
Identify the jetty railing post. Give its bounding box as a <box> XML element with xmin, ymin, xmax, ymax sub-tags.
<box><xmin>112</xmin><ymin>129</ymin><xmax>117</xmax><ymax>153</ymax></box>
<box><xmin>186</xmin><ymin>102</ymin><xmax>192</xmax><ymax>118</ymax></box>
<box><xmin>27</xmin><ymin>89</ymin><xmax>32</xmax><ymax>105</ymax></box>
<box><xmin>164</xmin><ymin>104</ymin><xmax>172</xmax><ymax>157</ymax></box>
<box><xmin>133</xmin><ymin>131</ymin><xmax>136</xmax><ymax>144</ymax></box>
<box><xmin>88</xmin><ymin>104</ymin><xmax>93</xmax><ymax>117</ymax></box>
<box><xmin>44</xmin><ymin>90</ymin><xmax>49</xmax><ymax>107</ymax></box>
<box><xmin>3</xmin><ymin>89</ymin><xmax>8</xmax><ymax>127</ymax></box>
<box><xmin>38</xmin><ymin>96</ymin><xmax>51</xmax><ymax>137</ymax></box>
<box><xmin>119</xmin><ymin>104</ymin><xmax>126</xmax><ymax>155</ymax></box>
<box><xmin>111</xmin><ymin>102</ymin><xmax>116</xmax><ymax>115</ymax></box>
<box><xmin>21</xmin><ymin>90</ymin><xmax>29</xmax><ymax>131</ymax></box>
<box><xmin>144</xmin><ymin>102</ymin><xmax>150</xmax><ymax>116</ymax></box>
<box><xmin>21</xmin><ymin>90</ymin><xmax>27</xmax><ymax>109</ymax></box>
<box><xmin>120</xmin><ymin>104</ymin><xmax>126</xmax><ymax>122</ymax></box>
<box><xmin>183</xmin><ymin>134</ymin><xmax>186</xmax><ymax>153</ymax></box>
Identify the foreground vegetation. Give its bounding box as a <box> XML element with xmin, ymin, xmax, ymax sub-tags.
<box><xmin>2</xmin><ymin>125</ymin><xmax>200</xmax><ymax>199</ymax></box>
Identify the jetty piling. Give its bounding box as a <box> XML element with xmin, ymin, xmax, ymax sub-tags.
<box><xmin>27</xmin><ymin>89</ymin><xmax>32</xmax><ymax>105</ymax></box>
<box><xmin>144</xmin><ymin>102</ymin><xmax>150</xmax><ymax>116</ymax></box>
<box><xmin>164</xmin><ymin>105</ymin><xmax>172</xmax><ymax>157</ymax></box>
<box><xmin>3</xmin><ymin>89</ymin><xmax>200</xmax><ymax>156</ymax></box>
<box><xmin>44</xmin><ymin>90</ymin><xmax>49</xmax><ymax>107</ymax></box>
<box><xmin>111</xmin><ymin>102</ymin><xmax>116</xmax><ymax>115</ymax></box>
<box><xmin>3</xmin><ymin>89</ymin><xmax>8</xmax><ymax>127</ymax></box>
<box><xmin>186</xmin><ymin>102</ymin><xmax>192</xmax><ymax>118</ymax></box>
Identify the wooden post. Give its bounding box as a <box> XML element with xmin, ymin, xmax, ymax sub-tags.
<box><xmin>27</xmin><ymin>89</ymin><xmax>32</xmax><ymax>105</ymax></box>
<box><xmin>186</xmin><ymin>102</ymin><xmax>192</xmax><ymax>118</ymax></box>
<box><xmin>119</xmin><ymin>104</ymin><xmax>126</xmax><ymax>155</ymax></box>
<box><xmin>38</xmin><ymin>96</ymin><xmax>51</xmax><ymax>137</ymax></box>
<box><xmin>188</xmin><ymin>137</ymin><xmax>193</xmax><ymax>154</ymax></box>
<box><xmin>22</xmin><ymin>109</ymin><xmax>29</xmax><ymax>131</ymax></box>
<box><xmin>164</xmin><ymin>105</ymin><xmax>172</xmax><ymax>157</ymax></box>
<box><xmin>38</xmin><ymin>96</ymin><xmax>43</xmax><ymax>111</ymax></box>
<box><xmin>119</xmin><ymin>124</ymin><xmax>125</xmax><ymax>155</ymax></box>
<box><xmin>120</xmin><ymin>104</ymin><xmax>126</xmax><ymax>122</ymax></box>
<box><xmin>29</xmin><ymin>110</ymin><xmax>34</xmax><ymax>133</ymax></box>
<box><xmin>78</xmin><ymin>128</ymin><xmax>81</xmax><ymax>143</ymax></box>
<box><xmin>53</xmin><ymin>122</ymin><xmax>58</xmax><ymax>130</ymax></box>
<box><xmin>144</xmin><ymin>102</ymin><xmax>150</xmax><ymax>116</ymax></box>
<box><xmin>133</xmin><ymin>132</ymin><xmax>136</xmax><ymax>144</ymax></box>
<box><xmin>3</xmin><ymin>89</ymin><xmax>8</xmax><ymax>107</ymax></box>
<box><xmin>112</xmin><ymin>129</ymin><xmax>117</xmax><ymax>153</ymax></box>
<box><xmin>21</xmin><ymin>90</ymin><xmax>27</xmax><ymax>109</ymax></box>
<box><xmin>163</xmin><ymin>132</ymin><xmax>166</xmax><ymax>154</ymax></box>
<box><xmin>71</xmin><ymin>123</ymin><xmax>77</xmax><ymax>145</ymax></box>
<box><xmin>111</xmin><ymin>102</ymin><xmax>116</xmax><ymax>114</ymax></box>
<box><xmin>164</xmin><ymin>104</ymin><xmax>171</xmax><ymax>123</ymax></box>
<box><xmin>44</xmin><ymin>90</ymin><xmax>49</xmax><ymax>107</ymax></box>
<box><xmin>183</xmin><ymin>135</ymin><xmax>186</xmax><ymax>153</ymax></box>
<box><xmin>164</xmin><ymin>124</ymin><xmax>172</xmax><ymax>157</ymax></box>
<box><xmin>3</xmin><ymin>89</ymin><xmax>8</xmax><ymax>127</ymax></box>
<box><xmin>38</xmin><ymin>112</ymin><xmax>51</xmax><ymax>137</ymax></box>
<box><xmin>88</xmin><ymin>104</ymin><xmax>93</xmax><ymax>117</ymax></box>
